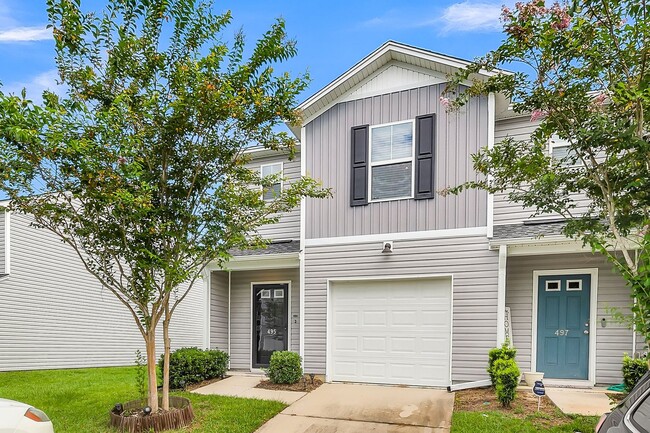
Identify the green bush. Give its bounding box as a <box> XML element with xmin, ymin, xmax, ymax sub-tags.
<box><xmin>623</xmin><ymin>353</ymin><xmax>649</xmax><ymax>392</ymax></box>
<box><xmin>160</xmin><ymin>347</ymin><xmax>229</xmax><ymax>389</ymax></box>
<box><xmin>267</xmin><ymin>351</ymin><xmax>303</xmax><ymax>384</ymax></box>
<box><xmin>493</xmin><ymin>357</ymin><xmax>520</xmax><ymax>407</ymax></box>
<box><xmin>488</xmin><ymin>342</ymin><xmax>517</xmax><ymax>385</ymax></box>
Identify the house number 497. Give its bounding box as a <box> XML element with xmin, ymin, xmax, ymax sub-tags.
<box><xmin>554</xmin><ymin>329</ymin><xmax>569</xmax><ymax>336</ymax></box>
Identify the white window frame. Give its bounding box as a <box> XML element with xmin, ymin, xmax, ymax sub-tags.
<box><xmin>548</xmin><ymin>134</ymin><xmax>581</xmax><ymax>168</ymax></box>
<box><xmin>368</xmin><ymin>119</ymin><xmax>415</xmax><ymax>203</ymax></box>
<box><xmin>260</xmin><ymin>162</ymin><xmax>283</xmax><ymax>201</ymax></box>
<box><xmin>566</xmin><ymin>279</ymin><xmax>583</xmax><ymax>291</ymax></box>
<box><xmin>545</xmin><ymin>280</ymin><xmax>561</xmax><ymax>292</ymax></box>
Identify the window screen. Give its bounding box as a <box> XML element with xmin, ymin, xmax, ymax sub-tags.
<box><xmin>370</xmin><ymin>121</ymin><xmax>414</xmax><ymax>201</ymax></box>
<box><xmin>261</xmin><ymin>163</ymin><xmax>282</xmax><ymax>201</ymax></box>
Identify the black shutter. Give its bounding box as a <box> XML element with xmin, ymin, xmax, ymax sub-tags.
<box><xmin>414</xmin><ymin>114</ymin><xmax>436</xmax><ymax>200</ymax></box>
<box><xmin>350</xmin><ymin>125</ymin><xmax>369</xmax><ymax>206</ymax></box>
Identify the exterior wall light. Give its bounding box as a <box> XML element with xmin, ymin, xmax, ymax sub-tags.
<box><xmin>382</xmin><ymin>241</ymin><xmax>393</xmax><ymax>253</ymax></box>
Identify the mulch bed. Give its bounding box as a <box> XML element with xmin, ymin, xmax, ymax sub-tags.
<box><xmin>255</xmin><ymin>377</ymin><xmax>323</xmax><ymax>392</ymax></box>
<box><xmin>455</xmin><ymin>387</ymin><xmax>572</xmax><ymax>428</ymax></box>
<box><xmin>185</xmin><ymin>377</ymin><xmax>224</xmax><ymax>391</ymax></box>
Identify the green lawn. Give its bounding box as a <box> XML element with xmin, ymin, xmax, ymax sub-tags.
<box><xmin>0</xmin><ymin>366</ymin><xmax>285</xmax><ymax>433</ymax></box>
<box><xmin>452</xmin><ymin>409</ymin><xmax>599</xmax><ymax>432</ymax></box>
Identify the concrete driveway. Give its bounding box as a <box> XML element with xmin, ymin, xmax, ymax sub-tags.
<box><xmin>256</xmin><ymin>383</ymin><xmax>454</xmax><ymax>433</ymax></box>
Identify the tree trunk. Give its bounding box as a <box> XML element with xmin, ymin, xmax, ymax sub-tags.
<box><xmin>162</xmin><ymin>312</ymin><xmax>171</xmax><ymax>411</ymax></box>
<box><xmin>145</xmin><ymin>331</ymin><xmax>159</xmax><ymax>412</ymax></box>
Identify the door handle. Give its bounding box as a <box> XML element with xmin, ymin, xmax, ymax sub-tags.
<box><xmin>583</xmin><ymin>330</ymin><xmax>589</xmax><ymax>334</ymax></box>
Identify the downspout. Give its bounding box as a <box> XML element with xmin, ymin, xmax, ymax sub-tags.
<box><xmin>228</xmin><ymin>270</ymin><xmax>232</xmax><ymax>369</ymax></box>
<box><xmin>496</xmin><ymin>244</ymin><xmax>508</xmax><ymax>345</ymax></box>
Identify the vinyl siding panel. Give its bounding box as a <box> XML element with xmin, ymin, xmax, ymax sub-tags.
<box><xmin>303</xmin><ymin>234</ymin><xmax>499</xmax><ymax>382</ymax></box>
<box><xmin>248</xmin><ymin>154</ymin><xmax>301</xmax><ymax>240</ymax></box>
<box><xmin>494</xmin><ymin>117</ymin><xmax>591</xmax><ymax>225</ymax></box>
<box><xmin>0</xmin><ymin>212</ymin><xmax>206</xmax><ymax>371</ymax></box>
<box><xmin>305</xmin><ymin>83</ymin><xmax>488</xmax><ymax>239</ymax></box>
<box><xmin>506</xmin><ymin>253</ymin><xmax>633</xmax><ymax>384</ymax></box>
<box><xmin>210</xmin><ymin>271</ymin><xmax>229</xmax><ymax>352</ymax></box>
<box><xmin>228</xmin><ymin>268</ymin><xmax>300</xmax><ymax>370</ymax></box>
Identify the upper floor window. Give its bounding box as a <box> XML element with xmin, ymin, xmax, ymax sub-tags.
<box><xmin>549</xmin><ymin>134</ymin><xmax>579</xmax><ymax>167</ymax></box>
<box><xmin>369</xmin><ymin>120</ymin><xmax>414</xmax><ymax>201</ymax></box>
<box><xmin>350</xmin><ymin>114</ymin><xmax>435</xmax><ymax>207</ymax></box>
<box><xmin>260</xmin><ymin>162</ymin><xmax>282</xmax><ymax>201</ymax></box>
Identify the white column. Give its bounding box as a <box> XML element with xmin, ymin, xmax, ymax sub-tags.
<box><xmin>486</xmin><ymin>92</ymin><xmax>495</xmax><ymax>239</ymax></box>
<box><xmin>496</xmin><ymin>244</ymin><xmax>508</xmax><ymax>345</ymax></box>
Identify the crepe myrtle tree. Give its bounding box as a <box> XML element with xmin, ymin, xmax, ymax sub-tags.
<box><xmin>0</xmin><ymin>0</ymin><xmax>329</xmax><ymax>411</ymax></box>
<box><xmin>442</xmin><ymin>0</ymin><xmax>650</xmax><ymax>351</ymax></box>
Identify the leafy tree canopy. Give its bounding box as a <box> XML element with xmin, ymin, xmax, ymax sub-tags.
<box><xmin>0</xmin><ymin>0</ymin><xmax>328</xmax><ymax>411</ymax></box>
<box><xmin>445</xmin><ymin>0</ymin><xmax>650</xmax><ymax>345</ymax></box>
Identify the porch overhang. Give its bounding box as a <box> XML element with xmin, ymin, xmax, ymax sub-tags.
<box><xmin>490</xmin><ymin>237</ymin><xmax>591</xmax><ymax>257</ymax></box>
<box><xmin>218</xmin><ymin>252</ymin><xmax>299</xmax><ymax>272</ymax></box>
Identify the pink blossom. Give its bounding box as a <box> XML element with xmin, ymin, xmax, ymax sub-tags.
<box><xmin>439</xmin><ymin>96</ymin><xmax>451</xmax><ymax>108</ymax></box>
<box><xmin>593</xmin><ymin>92</ymin><xmax>607</xmax><ymax>105</ymax></box>
<box><xmin>530</xmin><ymin>109</ymin><xmax>547</xmax><ymax>122</ymax></box>
<box><xmin>551</xmin><ymin>14</ymin><xmax>570</xmax><ymax>30</ymax></box>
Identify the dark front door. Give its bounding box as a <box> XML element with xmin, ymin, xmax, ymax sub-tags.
<box><xmin>537</xmin><ymin>274</ymin><xmax>591</xmax><ymax>380</ymax></box>
<box><xmin>252</xmin><ymin>283</ymin><xmax>289</xmax><ymax>368</ymax></box>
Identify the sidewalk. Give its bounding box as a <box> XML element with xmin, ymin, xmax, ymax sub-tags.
<box><xmin>521</xmin><ymin>386</ymin><xmax>616</xmax><ymax>416</ymax></box>
<box><xmin>192</xmin><ymin>375</ymin><xmax>307</xmax><ymax>405</ymax></box>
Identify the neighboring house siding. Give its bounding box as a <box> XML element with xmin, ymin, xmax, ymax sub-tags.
<box><xmin>228</xmin><ymin>267</ymin><xmax>300</xmax><ymax>370</ymax></box>
<box><xmin>248</xmin><ymin>153</ymin><xmax>301</xmax><ymax>240</ymax></box>
<box><xmin>494</xmin><ymin>116</ymin><xmax>591</xmax><ymax>225</ymax></box>
<box><xmin>0</xmin><ymin>212</ymin><xmax>206</xmax><ymax>371</ymax></box>
<box><xmin>210</xmin><ymin>271</ymin><xmax>229</xmax><ymax>352</ymax></box>
<box><xmin>304</xmin><ymin>84</ymin><xmax>489</xmax><ymax>239</ymax></box>
<box><xmin>505</xmin><ymin>253</ymin><xmax>633</xmax><ymax>384</ymax></box>
<box><xmin>303</xmin><ymin>234</ymin><xmax>499</xmax><ymax>382</ymax></box>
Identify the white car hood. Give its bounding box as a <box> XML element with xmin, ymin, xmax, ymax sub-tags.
<box><xmin>0</xmin><ymin>398</ymin><xmax>30</xmax><ymax>409</ymax></box>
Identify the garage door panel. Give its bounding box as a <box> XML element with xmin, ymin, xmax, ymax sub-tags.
<box><xmin>330</xmin><ymin>278</ymin><xmax>452</xmax><ymax>387</ymax></box>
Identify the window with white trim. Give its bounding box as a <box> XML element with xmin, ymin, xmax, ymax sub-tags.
<box><xmin>369</xmin><ymin>120</ymin><xmax>414</xmax><ymax>201</ymax></box>
<box><xmin>260</xmin><ymin>162</ymin><xmax>282</xmax><ymax>201</ymax></box>
<box><xmin>549</xmin><ymin>134</ymin><xmax>579</xmax><ymax>167</ymax></box>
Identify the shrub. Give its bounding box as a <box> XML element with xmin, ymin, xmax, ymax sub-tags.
<box><xmin>267</xmin><ymin>351</ymin><xmax>303</xmax><ymax>384</ymax></box>
<box><xmin>488</xmin><ymin>342</ymin><xmax>517</xmax><ymax>385</ymax></box>
<box><xmin>493</xmin><ymin>357</ymin><xmax>520</xmax><ymax>408</ymax></box>
<box><xmin>623</xmin><ymin>353</ymin><xmax>649</xmax><ymax>392</ymax></box>
<box><xmin>160</xmin><ymin>347</ymin><xmax>229</xmax><ymax>389</ymax></box>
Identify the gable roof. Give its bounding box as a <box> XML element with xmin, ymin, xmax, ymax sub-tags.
<box><xmin>289</xmin><ymin>40</ymin><xmax>509</xmax><ymax>137</ymax></box>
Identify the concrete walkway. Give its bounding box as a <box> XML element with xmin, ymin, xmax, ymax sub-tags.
<box><xmin>545</xmin><ymin>387</ymin><xmax>614</xmax><ymax>416</ymax></box>
<box><xmin>256</xmin><ymin>383</ymin><xmax>454</xmax><ymax>433</ymax></box>
<box><xmin>192</xmin><ymin>375</ymin><xmax>306</xmax><ymax>405</ymax></box>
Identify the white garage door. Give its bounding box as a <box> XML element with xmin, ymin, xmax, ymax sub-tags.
<box><xmin>329</xmin><ymin>278</ymin><xmax>452</xmax><ymax>387</ymax></box>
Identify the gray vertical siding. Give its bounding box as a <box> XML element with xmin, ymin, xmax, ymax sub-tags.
<box><xmin>228</xmin><ymin>267</ymin><xmax>300</xmax><ymax>370</ymax></box>
<box><xmin>210</xmin><ymin>271</ymin><xmax>229</xmax><ymax>352</ymax></box>
<box><xmin>0</xmin><ymin>212</ymin><xmax>207</xmax><ymax>371</ymax></box>
<box><xmin>303</xmin><ymin>234</ymin><xmax>499</xmax><ymax>382</ymax></box>
<box><xmin>304</xmin><ymin>83</ymin><xmax>489</xmax><ymax>239</ymax></box>
<box><xmin>247</xmin><ymin>153</ymin><xmax>301</xmax><ymax>240</ymax></box>
<box><xmin>505</xmin><ymin>253</ymin><xmax>633</xmax><ymax>384</ymax></box>
<box><xmin>494</xmin><ymin>117</ymin><xmax>591</xmax><ymax>224</ymax></box>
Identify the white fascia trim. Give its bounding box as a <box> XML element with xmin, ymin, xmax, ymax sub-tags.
<box><xmin>299</xmin><ymin>126</ymin><xmax>306</xmax><ymax>360</ymax></box>
<box><xmin>486</xmin><ymin>93</ymin><xmax>495</xmax><ymax>239</ymax></box>
<box><xmin>3</xmin><ymin>209</ymin><xmax>10</xmax><ymax>277</ymax></box>
<box><xmin>496</xmin><ymin>245</ymin><xmax>507</xmax><ymax>345</ymax></box>
<box><xmin>531</xmin><ymin>268</ymin><xmax>598</xmax><ymax>385</ymax></box>
<box><xmin>224</xmin><ymin>253</ymin><xmax>299</xmax><ymax>271</ymax></box>
<box><xmin>304</xmin><ymin>226</ymin><xmax>488</xmax><ymax>247</ymax></box>
<box><xmin>227</xmin><ymin>270</ymin><xmax>232</xmax><ymax>368</ymax></box>
<box><xmin>299</xmin><ymin>41</ymin><xmax>502</xmax><ymax>112</ymax></box>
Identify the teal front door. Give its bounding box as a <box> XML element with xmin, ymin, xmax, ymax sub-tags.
<box><xmin>537</xmin><ymin>274</ymin><xmax>591</xmax><ymax>380</ymax></box>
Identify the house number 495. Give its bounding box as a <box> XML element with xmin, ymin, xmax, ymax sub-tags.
<box><xmin>554</xmin><ymin>329</ymin><xmax>569</xmax><ymax>336</ymax></box>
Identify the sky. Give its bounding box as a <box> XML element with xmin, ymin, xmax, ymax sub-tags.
<box><xmin>0</xmin><ymin>0</ymin><xmax>511</xmax><ymax>102</ymax></box>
